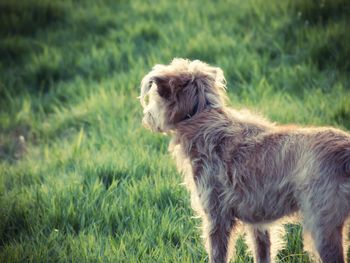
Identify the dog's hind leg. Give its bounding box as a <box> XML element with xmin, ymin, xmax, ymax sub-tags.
<box><xmin>246</xmin><ymin>225</ymin><xmax>271</xmax><ymax>263</ymax></box>
<box><xmin>302</xmin><ymin>199</ymin><xmax>347</xmax><ymax>263</ymax></box>
<box><xmin>313</xmin><ymin>224</ymin><xmax>345</xmax><ymax>263</ymax></box>
<box><xmin>343</xmin><ymin>218</ymin><xmax>350</xmax><ymax>263</ymax></box>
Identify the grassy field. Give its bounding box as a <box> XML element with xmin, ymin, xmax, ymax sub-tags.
<box><xmin>0</xmin><ymin>0</ymin><xmax>349</xmax><ymax>262</ymax></box>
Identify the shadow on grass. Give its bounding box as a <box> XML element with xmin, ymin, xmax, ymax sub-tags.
<box><xmin>0</xmin><ymin>0</ymin><xmax>68</xmax><ymax>65</ymax></box>
<box><xmin>289</xmin><ymin>0</ymin><xmax>350</xmax><ymax>72</ymax></box>
<box><xmin>0</xmin><ymin>0</ymin><xmax>67</xmax><ymax>36</ymax></box>
<box><xmin>0</xmin><ymin>194</ymin><xmax>37</xmax><ymax>246</ymax></box>
<box><xmin>97</xmin><ymin>167</ymin><xmax>130</xmax><ymax>190</ymax></box>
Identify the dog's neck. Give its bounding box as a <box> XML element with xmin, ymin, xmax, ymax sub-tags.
<box><xmin>171</xmin><ymin>108</ymin><xmax>229</xmax><ymax>144</ymax></box>
<box><xmin>181</xmin><ymin>98</ymin><xmax>214</xmax><ymax>122</ymax></box>
<box><xmin>170</xmin><ymin>107</ymin><xmax>271</xmax><ymax>150</ymax></box>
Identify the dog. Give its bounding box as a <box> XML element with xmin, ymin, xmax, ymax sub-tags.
<box><xmin>139</xmin><ymin>58</ymin><xmax>350</xmax><ymax>263</ymax></box>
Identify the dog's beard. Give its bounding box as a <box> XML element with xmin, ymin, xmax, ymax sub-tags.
<box><xmin>142</xmin><ymin>112</ymin><xmax>161</xmax><ymax>132</ymax></box>
<box><xmin>142</xmin><ymin>102</ymin><xmax>167</xmax><ymax>133</ymax></box>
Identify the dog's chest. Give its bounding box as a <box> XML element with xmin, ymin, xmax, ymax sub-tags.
<box><xmin>169</xmin><ymin>142</ymin><xmax>207</xmax><ymax>214</ymax></box>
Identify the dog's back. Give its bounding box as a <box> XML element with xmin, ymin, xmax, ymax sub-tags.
<box><xmin>175</xmin><ymin>107</ymin><xmax>350</xmax><ymax>224</ymax></box>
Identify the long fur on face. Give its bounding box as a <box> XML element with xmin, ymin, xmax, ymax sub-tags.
<box><xmin>140</xmin><ymin>58</ymin><xmax>350</xmax><ymax>263</ymax></box>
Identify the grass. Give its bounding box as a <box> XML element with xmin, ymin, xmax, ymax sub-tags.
<box><xmin>0</xmin><ymin>0</ymin><xmax>349</xmax><ymax>262</ymax></box>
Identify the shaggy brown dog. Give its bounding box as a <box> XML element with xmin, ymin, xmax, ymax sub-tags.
<box><xmin>140</xmin><ymin>58</ymin><xmax>350</xmax><ymax>263</ymax></box>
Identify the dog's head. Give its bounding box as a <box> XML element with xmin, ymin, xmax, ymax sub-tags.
<box><xmin>140</xmin><ymin>58</ymin><xmax>227</xmax><ymax>132</ymax></box>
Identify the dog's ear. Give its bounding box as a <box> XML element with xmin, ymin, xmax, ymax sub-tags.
<box><xmin>176</xmin><ymin>65</ymin><xmax>226</xmax><ymax>118</ymax></box>
<box><xmin>167</xmin><ymin>70</ymin><xmax>226</xmax><ymax>124</ymax></box>
<box><xmin>151</xmin><ymin>76</ymin><xmax>172</xmax><ymax>100</ymax></box>
<box><xmin>139</xmin><ymin>64</ymin><xmax>175</xmax><ymax>107</ymax></box>
<box><xmin>192</xmin><ymin>65</ymin><xmax>227</xmax><ymax>110</ymax></box>
<box><xmin>169</xmin><ymin>79</ymin><xmax>198</xmax><ymax>123</ymax></box>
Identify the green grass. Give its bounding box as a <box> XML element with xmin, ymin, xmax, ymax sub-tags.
<box><xmin>1</xmin><ymin>0</ymin><xmax>350</xmax><ymax>262</ymax></box>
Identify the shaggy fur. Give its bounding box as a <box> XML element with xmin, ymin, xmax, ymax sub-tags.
<box><xmin>140</xmin><ymin>58</ymin><xmax>350</xmax><ymax>263</ymax></box>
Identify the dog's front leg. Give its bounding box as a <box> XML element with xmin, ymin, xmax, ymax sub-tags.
<box><xmin>206</xmin><ymin>217</ymin><xmax>236</xmax><ymax>263</ymax></box>
<box><xmin>198</xmin><ymin>188</ymin><xmax>236</xmax><ymax>263</ymax></box>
